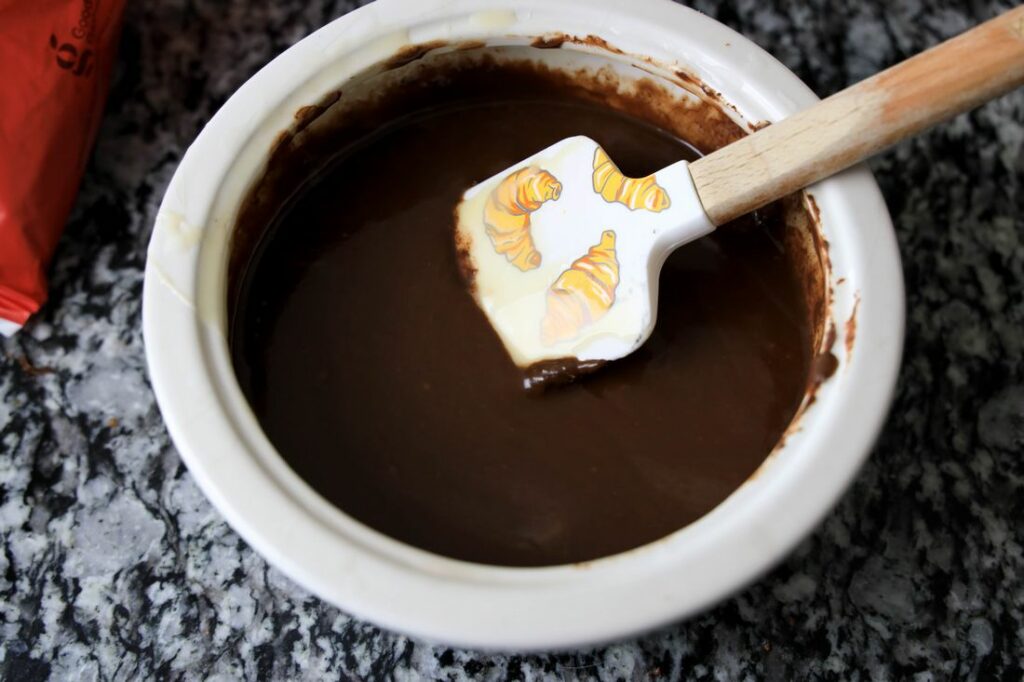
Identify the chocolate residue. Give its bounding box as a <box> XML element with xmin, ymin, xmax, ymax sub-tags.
<box><xmin>801</xmin><ymin>193</ymin><xmax>832</xmax><ymax>342</ymax></box>
<box><xmin>674</xmin><ymin>69</ymin><xmax>725</xmax><ymax>104</ymax></box>
<box><xmin>453</xmin><ymin>226</ymin><xmax>477</xmax><ymax>295</ymax></box>
<box><xmin>293</xmin><ymin>106</ymin><xmax>319</xmax><ymax>125</ymax></box>
<box><xmin>531</xmin><ymin>34</ymin><xmax>567</xmax><ymax>49</ymax></box>
<box><xmin>846</xmin><ymin>294</ymin><xmax>860</xmax><ymax>357</ymax></box>
<box><xmin>530</xmin><ymin>33</ymin><xmax>625</xmax><ymax>54</ymax></box>
<box><xmin>757</xmin><ymin>189</ymin><xmax>834</xmax><ymax>443</ymax></box>
<box><xmin>805</xmin><ymin>193</ymin><xmax>823</xmax><ymax>225</ymax></box>
<box><xmin>383</xmin><ymin>40</ymin><xmax>447</xmax><ymax>70</ymax></box>
<box><xmin>813</xmin><ymin>350</ymin><xmax>839</xmax><ymax>382</ymax></box>
<box><xmin>292</xmin><ymin>90</ymin><xmax>342</xmax><ymax>133</ymax></box>
<box><xmin>266</xmin><ymin>130</ymin><xmax>290</xmax><ymax>165</ymax></box>
<box><xmin>522</xmin><ymin>357</ymin><xmax>608</xmax><ymax>393</ymax></box>
<box><xmin>750</xmin><ymin>120</ymin><xmax>772</xmax><ymax>132</ymax></box>
<box><xmin>809</xmin><ymin>324</ymin><xmax>838</xmax><ymax>389</ymax></box>
<box><xmin>456</xmin><ymin>40</ymin><xmax>486</xmax><ymax>51</ymax></box>
<box><xmin>577</xmin><ymin>34</ymin><xmax>625</xmax><ymax>54</ymax></box>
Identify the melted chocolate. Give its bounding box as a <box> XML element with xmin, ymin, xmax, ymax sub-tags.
<box><xmin>231</xmin><ymin>57</ymin><xmax>815</xmax><ymax>567</ymax></box>
<box><xmin>521</xmin><ymin>358</ymin><xmax>607</xmax><ymax>393</ymax></box>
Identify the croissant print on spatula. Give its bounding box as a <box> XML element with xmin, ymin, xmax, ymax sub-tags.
<box><xmin>541</xmin><ymin>230</ymin><xmax>620</xmax><ymax>345</ymax></box>
<box><xmin>483</xmin><ymin>166</ymin><xmax>562</xmax><ymax>271</ymax></box>
<box><xmin>592</xmin><ymin>148</ymin><xmax>670</xmax><ymax>212</ymax></box>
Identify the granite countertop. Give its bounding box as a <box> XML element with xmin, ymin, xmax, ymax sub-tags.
<box><xmin>2</xmin><ymin>0</ymin><xmax>1022</xmax><ymax>679</ymax></box>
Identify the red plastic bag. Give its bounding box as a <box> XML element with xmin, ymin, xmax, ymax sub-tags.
<box><xmin>0</xmin><ymin>0</ymin><xmax>126</xmax><ymax>335</ymax></box>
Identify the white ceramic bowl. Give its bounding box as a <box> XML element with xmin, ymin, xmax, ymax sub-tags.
<box><xmin>143</xmin><ymin>0</ymin><xmax>904</xmax><ymax>651</ymax></box>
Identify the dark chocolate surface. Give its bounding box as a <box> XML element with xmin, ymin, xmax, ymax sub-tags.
<box><xmin>230</xmin><ymin>62</ymin><xmax>812</xmax><ymax>566</ymax></box>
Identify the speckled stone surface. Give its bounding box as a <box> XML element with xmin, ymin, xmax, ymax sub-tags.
<box><xmin>1</xmin><ymin>0</ymin><xmax>1022</xmax><ymax>679</ymax></box>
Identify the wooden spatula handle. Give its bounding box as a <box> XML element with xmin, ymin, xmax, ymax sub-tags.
<box><xmin>689</xmin><ymin>6</ymin><xmax>1024</xmax><ymax>226</ymax></box>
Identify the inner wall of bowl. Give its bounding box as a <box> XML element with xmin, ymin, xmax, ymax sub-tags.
<box><xmin>224</xmin><ymin>42</ymin><xmax>832</xmax><ymax>564</ymax></box>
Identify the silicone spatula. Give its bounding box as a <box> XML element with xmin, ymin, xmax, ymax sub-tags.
<box><xmin>454</xmin><ymin>6</ymin><xmax>1024</xmax><ymax>382</ymax></box>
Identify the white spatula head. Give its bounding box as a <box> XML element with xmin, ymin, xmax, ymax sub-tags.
<box><xmin>454</xmin><ymin>136</ymin><xmax>713</xmax><ymax>375</ymax></box>
<box><xmin>460</xmin><ymin>7</ymin><xmax>1024</xmax><ymax>380</ymax></box>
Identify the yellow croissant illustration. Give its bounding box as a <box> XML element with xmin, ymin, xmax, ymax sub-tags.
<box><xmin>483</xmin><ymin>166</ymin><xmax>562</xmax><ymax>271</ymax></box>
<box><xmin>592</xmin><ymin>148</ymin><xmax>670</xmax><ymax>212</ymax></box>
<box><xmin>541</xmin><ymin>230</ymin><xmax>620</xmax><ymax>345</ymax></box>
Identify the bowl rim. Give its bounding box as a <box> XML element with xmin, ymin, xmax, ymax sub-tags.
<box><xmin>143</xmin><ymin>0</ymin><xmax>904</xmax><ymax>651</ymax></box>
